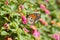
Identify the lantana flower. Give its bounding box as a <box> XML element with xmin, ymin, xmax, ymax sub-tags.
<box><xmin>30</xmin><ymin>25</ymin><xmax>37</xmax><ymax>30</ymax></box>
<box><xmin>30</xmin><ymin>25</ymin><xmax>40</xmax><ymax>40</ymax></box>
<box><xmin>44</xmin><ymin>9</ymin><xmax>50</xmax><ymax>14</ymax></box>
<box><xmin>40</xmin><ymin>4</ymin><xmax>46</xmax><ymax>10</ymax></box>
<box><xmin>3</xmin><ymin>23</ymin><xmax>9</xmax><ymax>30</ymax></box>
<box><xmin>51</xmin><ymin>20</ymin><xmax>56</xmax><ymax>25</ymax></box>
<box><xmin>32</xmin><ymin>29</ymin><xmax>40</xmax><ymax>40</ymax></box>
<box><xmin>21</xmin><ymin>15</ymin><xmax>27</xmax><ymax>24</ymax></box>
<box><xmin>23</xmin><ymin>27</ymin><xmax>29</xmax><ymax>33</ymax></box>
<box><xmin>19</xmin><ymin>4</ymin><xmax>24</xmax><ymax>10</ymax></box>
<box><xmin>52</xmin><ymin>34</ymin><xmax>60</xmax><ymax>40</ymax></box>
<box><xmin>18</xmin><ymin>4</ymin><xmax>24</xmax><ymax>12</ymax></box>
<box><xmin>40</xmin><ymin>4</ymin><xmax>50</xmax><ymax>14</ymax></box>
<box><xmin>5</xmin><ymin>0</ymin><xmax>9</xmax><ymax>5</ymax></box>
<box><xmin>46</xmin><ymin>0</ymin><xmax>49</xmax><ymax>2</ymax></box>
<box><xmin>5</xmin><ymin>36</ymin><xmax>13</xmax><ymax>40</ymax></box>
<box><xmin>32</xmin><ymin>29</ymin><xmax>40</xmax><ymax>37</ymax></box>
<box><xmin>39</xmin><ymin>18</ymin><xmax>48</xmax><ymax>26</ymax></box>
<box><xmin>56</xmin><ymin>22</ymin><xmax>60</xmax><ymax>27</ymax></box>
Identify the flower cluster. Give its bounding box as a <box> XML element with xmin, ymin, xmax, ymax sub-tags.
<box><xmin>21</xmin><ymin>15</ymin><xmax>27</xmax><ymax>24</ymax></box>
<box><xmin>52</xmin><ymin>33</ymin><xmax>60</xmax><ymax>40</ymax></box>
<box><xmin>40</xmin><ymin>4</ymin><xmax>50</xmax><ymax>14</ymax></box>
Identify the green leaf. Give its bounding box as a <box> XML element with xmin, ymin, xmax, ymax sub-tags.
<box><xmin>1</xmin><ymin>31</ymin><xmax>9</xmax><ymax>36</ymax></box>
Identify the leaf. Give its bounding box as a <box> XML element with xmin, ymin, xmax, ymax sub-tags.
<box><xmin>1</xmin><ymin>31</ymin><xmax>9</xmax><ymax>36</ymax></box>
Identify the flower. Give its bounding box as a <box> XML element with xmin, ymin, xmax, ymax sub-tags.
<box><xmin>21</xmin><ymin>15</ymin><xmax>27</xmax><ymax>24</ymax></box>
<box><xmin>23</xmin><ymin>27</ymin><xmax>29</xmax><ymax>33</ymax></box>
<box><xmin>39</xmin><ymin>18</ymin><xmax>48</xmax><ymax>26</ymax></box>
<box><xmin>46</xmin><ymin>0</ymin><xmax>49</xmax><ymax>2</ymax></box>
<box><xmin>35</xmin><ymin>10</ymin><xmax>39</xmax><ymax>12</ymax></box>
<box><xmin>18</xmin><ymin>4</ymin><xmax>24</xmax><ymax>12</ymax></box>
<box><xmin>32</xmin><ymin>29</ymin><xmax>40</xmax><ymax>40</ymax></box>
<box><xmin>51</xmin><ymin>20</ymin><xmax>56</xmax><ymax>25</ymax></box>
<box><xmin>30</xmin><ymin>25</ymin><xmax>37</xmax><ymax>30</ymax></box>
<box><xmin>40</xmin><ymin>4</ymin><xmax>50</xmax><ymax>14</ymax></box>
<box><xmin>19</xmin><ymin>4</ymin><xmax>24</xmax><ymax>10</ymax></box>
<box><xmin>3</xmin><ymin>23</ymin><xmax>9</xmax><ymax>29</ymax></box>
<box><xmin>56</xmin><ymin>22</ymin><xmax>60</xmax><ymax>27</ymax></box>
<box><xmin>22</xmin><ymin>21</ymin><xmax>27</xmax><ymax>24</ymax></box>
<box><xmin>4</xmin><ymin>36</ymin><xmax>13</xmax><ymax>40</ymax></box>
<box><xmin>5</xmin><ymin>0</ymin><xmax>9</xmax><ymax>5</ymax></box>
<box><xmin>40</xmin><ymin>4</ymin><xmax>46</xmax><ymax>10</ymax></box>
<box><xmin>52</xmin><ymin>34</ymin><xmax>60</xmax><ymax>40</ymax></box>
<box><xmin>30</xmin><ymin>25</ymin><xmax>40</xmax><ymax>40</ymax></box>
<box><xmin>44</xmin><ymin>9</ymin><xmax>50</xmax><ymax>14</ymax></box>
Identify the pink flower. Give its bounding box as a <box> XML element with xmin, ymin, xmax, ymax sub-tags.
<box><xmin>30</xmin><ymin>25</ymin><xmax>37</xmax><ymax>30</ymax></box>
<box><xmin>39</xmin><ymin>18</ymin><xmax>48</xmax><ymax>26</ymax></box>
<box><xmin>40</xmin><ymin>4</ymin><xmax>50</xmax><ymax>15</ymax></box>
<box><xmin>44</xmin><ymin>9</ymin><xmax>50</xmax><ymax>14</ymax></box>
<box><xmin>3</xmin><ymin>23</ymin><xmax>9</xmax><ymax>29</ymax></box>
<box><xmin>46</xmin><ymin>0</ymin><xmax>49</xmax><ymax>2</ymax></box>
<box><xmin>20</xmin><ymin>4</ymin><xmax>24</xmax><ymax>10</ymax></box>
<box><xmin>5</xmin><ymin>0</ymin><xmax>9</xmax><ymax>5</ymax></box>
<box><xmin>30</xmin><ymin>25</ymin><xmax>40</xmax><ymax>40</ymax></box>
<box><xmin>22</xmin><ymin>21</ymin><xmax>27</xmax><ymax>24</ymax></box>
<box><xmin>21</xmin><ymin>16</ymin><xmax>27</xmax><ymax>24</ymax></box>
<box><xmin>23</xmin><ymin>28</ymin><xmax>29</xmax><ymax>33</ymax></box>
<box><xmin>40</xmin><ymin>4</ymin><xmax>46</xmax><ymax>10</ymax></box>
<box><xmin>52</xmin><ymin>34</ymin><xmax>60</xmax><ymax>40</ymax></box>
<box><xmin>32</xmin><ymin>29</ymin><xmax>40</xmax><ymax>38</ymax></box>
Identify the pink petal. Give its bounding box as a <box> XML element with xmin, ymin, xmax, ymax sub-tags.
<box><xmin>52</xmin><ymin>34</ymin><xmax>60</xmax><ymax>40</ymax></box>
<box><xmin>5</xmin><ymin>0</ymin><xmax>9</xmax><ymax>5</ymax></box>
<box><xmin>39</xmin><ymin>18</ymin><xmax>48</xmax><ymax>26</ymax></box>
<box><xmin>21</xmin><ymin>16</ymin><xmax>27</xmax><ymax>24</ymax></box>
<box><xmin>21</xmin><ymin>16</ymin><xmax>26</xmax><ymax>21</ymax></box>
<box><xmin>3</xmin><ymin>23</ymin><xmax>9</xmax><ymax>29</ymax></box>
<box><xmin>23</xmin><ymin>28</ymin><xmax>29</xmax><ymax>33</ymax></box>
<box><xmin>46</xmin><ymin>0</ymin><xmax>49</xmax><ymax>2</ymax></box>
<box><xmin>23</xmin><ymin>21</ymin><xmax>27</xmax><ymax>24</ymax></box>
<box><xmin>40</xmin><ymin>4</ymin><xmax>46</xmax><ymax>10</ymax></box>
<box><xmin>44</xmin><ymin>9</ymin><xmax>50</xmax><ymax>14</ymax></box>
<box><xmin>20</xmin><ymin>4</ymin><xmax>24</xmax><ymax>10</ymax></box>
<box><xmin>30</xmin><ymin>25</ymin><xmax>37</xmax><ymax>30</ymax></box>
<box><xmin>32</xmin><ymin>30</ymin><xmax>40</xmax><ymax>37</ymax></box>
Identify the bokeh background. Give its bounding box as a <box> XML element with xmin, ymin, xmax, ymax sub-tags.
<box><xmin>0</xmin><ymin>0</ymin><xmax>60</xmax><ymax>40</ymax></box>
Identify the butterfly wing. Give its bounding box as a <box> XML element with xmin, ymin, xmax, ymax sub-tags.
<box><xmin>34</xmin><ymin>13</ymin><xmax>41</xmax><ymax>20</ymax></box>
<box><xmin>27</xmin><ymin>16</ymin><xmax>35</xmax><ymax>24</ymax></box>
<box><xmin>27</xmin><ymin>13</ymin><xmax>41</xmax><ymax>24</ymax></box>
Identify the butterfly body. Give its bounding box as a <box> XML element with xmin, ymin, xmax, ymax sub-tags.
<box><xmin>27</xmin><ymin>13</ymin><xmax>40</xmax><ymax>24</ymax></box>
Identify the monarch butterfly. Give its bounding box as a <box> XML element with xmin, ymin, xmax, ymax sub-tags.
<box><xmin>27</xmin><ymin>13</ymin><xmax>41</xmax><ymax>24</ymax></box>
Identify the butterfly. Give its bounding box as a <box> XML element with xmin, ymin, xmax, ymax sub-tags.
<box><xmin>27</xmin><ymin>13</ymin><xmax>41</xmax><ymax>25</ymax></box>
